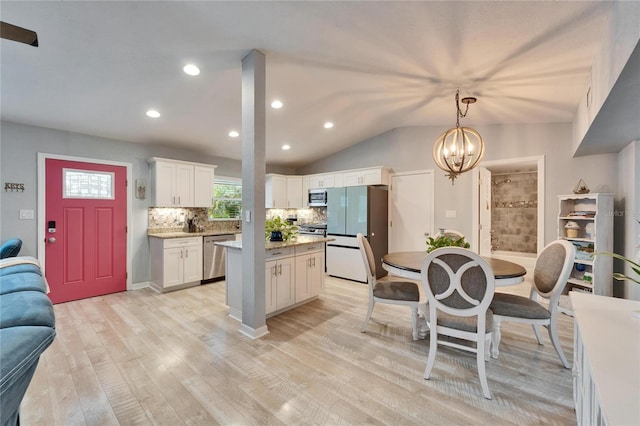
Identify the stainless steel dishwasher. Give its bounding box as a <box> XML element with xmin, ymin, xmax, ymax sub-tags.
<box><xmin>203</xmin><ymin>234</ymin><xmax>235</xmax><ymax>282</ymax></box>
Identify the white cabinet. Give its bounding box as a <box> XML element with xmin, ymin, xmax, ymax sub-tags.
<box><xmin>286</xmin><ymin>176</ymin><xmax>304</xmax><ymax>208</ymax></box>
<box><xmin>571</xmin><ymin>292</ymin><xmax>640</xmax><ymax>426</ymax></box>
<box><xmin>265</xmin><ymin>174</ymin><xmax>287</xmax><ymax>208</ymax></box>
<box><xmin>308</xmin><ymin>173</ymin><xmax>336</xmax><ymax>189</ymax></box>
<box><xmin>149</xmin><ymin>158</ymin><xmax>216</xmax><ymax>207</ymax></box>
<box><xmin>295</xmin><ymin>243</ymin><xmax>325</xmax><ymax>302</ymax></box>
<box><xmin>265</xmin><ymin>248</ymin><xmax>295</xmax><ymax>314</ymax></box>
<box><xmin>557</xmin><ymin>193</ymin><xmax>613</xmax><ymax>314</ymax></box>
<box><xmin>302</xmin><ymin>176</ymin><xmax>310</xmax><ymax>208</ymax></box>
<box><xmin>266</xmin><ymin>174</ymin><xmax>304</xmax><ymax>208</ymax></box>
<box><xmin>149</xmin><ymin>236</ymin><xmax>203</xmax><ymax>292</ymax></box>
<box><xmin>194</xmin><ymin>165</ymin><xmax>216</xmax><ymax>207</ymax></box>
<box><xmin>342</xmin><ymin>167</ymin><xmax>389</xmax><ymax>187</ymax></box>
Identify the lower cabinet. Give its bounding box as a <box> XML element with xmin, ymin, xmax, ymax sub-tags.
<box><xmin>294</xmin><ymin>244</ymin><xmax>324</xmax><ymax>303</ymax></box>
<box><xmin>149</xmin><ymin>236</ymin><xmax>203</xmax><ymax>292</ymax></box>
<box><xmin>265</xmin><ymin>256</ymin><xmax>295</xmax><ymax>314</ymax></box>
<box><xmin>225</xmin><ymin>243</ymin><xmax>326</xmax><ymax>319</ymax></box>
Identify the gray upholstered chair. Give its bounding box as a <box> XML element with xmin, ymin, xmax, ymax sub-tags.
<box><xmin>357</xmin><ymin>233</ymin><xmax>420</xmax><ymax>340</ymax></box>
<box><xmin>489</xmin><ymin>239</ymin><xmax>576</xmax><ymax>368</ymax></box>
<box><xmin>421</xmin><ymin>247</ymin><xmax>495</xmax><ymax>399</ymax></box>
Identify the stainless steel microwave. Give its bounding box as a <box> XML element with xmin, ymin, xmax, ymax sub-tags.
<box><xmin>308</xmin><ymin>188</ymin><xmax>328</xmax><ymax>207</ymax></box>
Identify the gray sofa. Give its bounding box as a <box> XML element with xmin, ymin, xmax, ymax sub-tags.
<box><xmin>0</xmin><ymin>256</ymin><xmax>56</xmax><ymax>426</ymax></box>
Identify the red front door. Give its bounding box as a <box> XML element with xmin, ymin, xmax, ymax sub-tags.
<box><xmin>45</xmin><ymin>159</ymin><xmax>127</xmax><ymax>304</ymax></box>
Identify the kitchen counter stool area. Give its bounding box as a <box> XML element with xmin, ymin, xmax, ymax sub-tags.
<box><xmin>219</xmin><ymin>236</ymin><xmax>332</xmax><ymax>320</ymax></box>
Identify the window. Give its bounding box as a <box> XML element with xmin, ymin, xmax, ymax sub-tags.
<box><xmin>209</xmin><ymin>178</ymin><xmax>242</xmax><ymax>219</ymax></box>
<box><xmin>63</xmin><ymin>169</ymin><xmax>114</xmax><ymax>199</ymax></box>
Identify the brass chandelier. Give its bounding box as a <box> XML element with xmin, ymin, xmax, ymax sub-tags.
<box><xmin>433</xmin><ymin>90</ymin><xmax>485</xmax><ymax>183</ymax></box>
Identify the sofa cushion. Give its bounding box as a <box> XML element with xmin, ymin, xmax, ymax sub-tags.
<box><xmin>0</xmin><ymin>291</ymin><xmax>55</xmax><ymax>329</ymax></box>
<box><xmin>0</xmin><ymin>270</ymin><xmax>47</xmax><ymax>296</ymax></box>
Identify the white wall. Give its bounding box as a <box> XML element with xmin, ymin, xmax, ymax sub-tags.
<box><xmin>617</xmin><ymin>141</ymin><xmax>640</xmax><ymax>300</ymax></box>
<box><xmin>0</xmin><ymin>120</ymin><xmax>293</xmax><ymax>285</ymax></box>
<box><xmin>298</xmin><ymin>122</ymin><xmax>619</xmax><ymax>246</ymax></box>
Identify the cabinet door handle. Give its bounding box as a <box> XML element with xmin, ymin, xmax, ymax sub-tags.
<box><xmin>180</xmin><ymin>249</ymin><xmax>183</xmax><ymax>258</ymax></box>
<box><xmin>308</xmin><ymin>258</ymin><xmax>312</xmax><ymax>268</ymax></box>
<box><xmin>273</xmin><ymin>266</ymin><xmax>277</xmax><ymax>277</ymax></box>
<box><xmin>173</xmin><ymin>196</ymin><xmax>176</xmax><ymax>205</ymax></box>
<box><xmin>178</xmin><ymin>196</ymin><xmax>181</xmax><ymax>204</ymax></box>
<box><xmin>185</xmin><ymin>249</ymin><xmax>189</xmax><ymax>258</ymax></box>
<box><xmin>278</xmin><ymin>264</ymin><xmax>282</xmax><ymax>276</ymax></box>
<box><xmin>312</xmin><ymin>258</ymin><xmax>316</xmax><ymax>267</ymax></box>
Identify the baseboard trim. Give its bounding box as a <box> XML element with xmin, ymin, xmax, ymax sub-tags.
<box><xmin>238</xmin><ymin>323</ymin><xmax>269</xmax><ymax>340</ymax></box>
<box><xmin>130</xmin><ymin>281</ymin><xmax>151</xmax><ymax>290</ymax></box>
<box><xmin>228</xmin><ymin>307</ymin><xmax>242</xmax><ymax>322</ymax></box>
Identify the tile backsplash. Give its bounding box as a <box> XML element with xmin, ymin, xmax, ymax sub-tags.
<box><xmin>148</xmin><ymin>208</ymin><xmax>239</xmax><ymax>233</ymax></box>
<box><xmin>148</xmin><ymin>207</ymin><xmax>326</xmax><ymax>233</ymax></box>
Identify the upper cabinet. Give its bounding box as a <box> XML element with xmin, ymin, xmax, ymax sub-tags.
<box><xmin>341</xmin><ymin>167</ymin><xmax>389</xmax><ymax>187</ymax></box>
<box><xmin>148</xmin><ymin>158</ymin><xmax>216</xmax><ymax>208</ymax></box>
<box><xmin>266</xmin><ymin>174</ymin><xmax>304</xmax><ymax>209</ymax></box>
<box><xmin>308</xmin><ymin>173</ymin><xmax>335</xmax><ymax>189</ymax></box>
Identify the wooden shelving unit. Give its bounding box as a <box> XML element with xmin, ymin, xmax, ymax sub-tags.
<box><xmin>557</xmin><ymin>193</ymin><xmax>613</xmax><ymax>315</ymax></box>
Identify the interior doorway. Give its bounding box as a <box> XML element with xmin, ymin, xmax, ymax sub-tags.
<box><xmin>472</xmin><ymin>156</ymin><xmax>545</xmax><ymax>258</ymax></box>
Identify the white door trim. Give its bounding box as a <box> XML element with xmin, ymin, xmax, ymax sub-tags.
<box><xmin>37</xmin><ymin>153</ymin><xmax>133</xmax><ymax>290</ymax></box>
<box><xmin>471</xmin><ymin>155</ymin><xmax>545</xmax><ymax>255</ymax></box>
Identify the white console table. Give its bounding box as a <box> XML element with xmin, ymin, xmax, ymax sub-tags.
<box><xmin>571</xmin><ymin>292</ymin><xmax>640</xmax><ymax>425</ymax></box>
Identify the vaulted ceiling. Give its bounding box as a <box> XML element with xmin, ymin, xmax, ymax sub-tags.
<box><xmin>1</xmin><ymin>1</ymin><xmax>613</xmax><ymax>167</ymax></box>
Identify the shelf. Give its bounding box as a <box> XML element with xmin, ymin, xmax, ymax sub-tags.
<box><xmin>562</xmin><ymin>237</ymin><xmax>595</xmax><ymax>243</ymax></box>
<box><xmin>559</xmin><ymin>216</ymin><xmax>595</xmax><ymax>220</ymax></box>
<box><xmin>574</xmin><ymin>259</ymin><xmax>594</xmax><ymax>266</ymax></box>
<box><xmin>567</xmin><ymin>277</ymin><xmax>594</xmax><ymax>288</ymax></box>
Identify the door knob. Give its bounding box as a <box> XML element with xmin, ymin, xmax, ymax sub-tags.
<box><xmin>48</xmin><ymin>237</ymin><xmax>56</xmax><ymax>243</ymax></box>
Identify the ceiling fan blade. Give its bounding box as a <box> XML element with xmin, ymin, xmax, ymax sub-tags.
<box><xmin>0</xmin><ymin>21</ymin><xmax>38</xmax><ymax>47</ymax></box>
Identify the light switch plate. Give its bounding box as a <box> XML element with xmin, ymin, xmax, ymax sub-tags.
<box><xmin>19</xmin><ymin>209</ymin><xmax>34</xmax><ymax>220</ymax></box>
<box><xmin>445</xmin><ymin>210</ymin><xmax>457</xmax><ymax>218</ymax></box>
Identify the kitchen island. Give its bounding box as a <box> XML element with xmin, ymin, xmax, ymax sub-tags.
<box><xmin>216</xmin><ymin>236</ymin><xmax>334</xmax><ymax>320</ymax></box>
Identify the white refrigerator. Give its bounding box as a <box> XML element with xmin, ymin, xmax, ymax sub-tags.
<box><xmin>326</xmin><ymin>185</ymin><xmax>388</xmax><ymax>282</ymax></box>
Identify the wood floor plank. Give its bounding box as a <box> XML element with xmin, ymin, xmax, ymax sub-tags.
<box><xmin>21</xmin><ymin>276</ymin><xmax>577</xmax><ymax>425</ymax></box>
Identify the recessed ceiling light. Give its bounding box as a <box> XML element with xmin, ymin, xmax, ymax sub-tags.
<box><xmin>271</xmin><ymin>100</ymin><xmax>283</xmax><ymax>109</ymax></box>
<box><xmin>324</xmin><ymin>121</ymin><xmax>334</xmax><ymax>129</ymax></box>
<box><xmin>282</xmin><ymin>144</ymin><xmax>291</xmax><ymax>150</ymax></box>
<box><xmin>183</xmin><ymin>64</ymin><xmax>200</xmax><ymax>76</ymax></box>
<box><xmin>146</xmin><ymin>109</ymin><xmax>160</xmax><ymax>118</ymax></box>
<box><xmin>228</xmin><ymin>130</ymin><xmax>239</xmax><ymax>138</ymax></box>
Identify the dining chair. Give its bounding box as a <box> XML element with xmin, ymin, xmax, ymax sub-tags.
<box><xmin>489</xmin><ymin>239</ymin><xmax>575</xmax><ymax>368</ymax></box>
<box><xmin>421</xmin><ymin>247</ymin><xmax>495</xmax><ymax>399</ymax></box>
<box><xmin>356</xmin><ymin>233</ymin><xmax>420</xmax><ymax>340</ymax></box>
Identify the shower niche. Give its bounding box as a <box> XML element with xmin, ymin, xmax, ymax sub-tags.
<box><xmin>490</xmin><ymin>170</ymin><xmax>538</xmax><ymax>254</ymax></box>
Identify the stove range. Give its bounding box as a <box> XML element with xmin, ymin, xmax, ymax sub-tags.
<box><xmin>298</xmin><ymin>223</ymin><xmax>327</xmax><ymax>236</ymax></box>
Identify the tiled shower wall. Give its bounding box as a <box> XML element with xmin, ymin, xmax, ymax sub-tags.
<box><xmin>491</xmin><ymin>171</ymin><xmax>537</xmax><ymax>254</ymax></box>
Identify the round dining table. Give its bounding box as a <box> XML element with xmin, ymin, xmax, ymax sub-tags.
<box><xmin>382</xmin><ymin>251</ymin><xmax>527</xmax><ymax>286</ymax></box>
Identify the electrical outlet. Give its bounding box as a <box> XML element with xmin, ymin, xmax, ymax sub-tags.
<box><xmin>445</xmin><ymin>210</ymin><xmax>457</xmax><ymax>218</ymax></box>
<box><xmin>19</xmin><ymin>209</ymin><xmax>34</xmax><ymax>220</ymax></box>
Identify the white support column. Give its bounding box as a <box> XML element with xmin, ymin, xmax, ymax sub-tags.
<box><xmin>240</xmin><ymin>49</ymin><xmax>268</xmax><ymax>338</ymax></box>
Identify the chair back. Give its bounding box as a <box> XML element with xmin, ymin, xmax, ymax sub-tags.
<box><xmin>421</xmin><ymin>247</ymin><xmax>495</xmax><ymax>318</ymax></box>
<box><xmin>532</xmin><ymin>239</ymin><xmax>576</xmax><ymax>301</ymax></box>
<box><xmin>356</xmin><ymin>233</ymin><xmax>376</xmax><ymax>289</ymax></box>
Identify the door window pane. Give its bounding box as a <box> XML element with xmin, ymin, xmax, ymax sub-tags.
<box><xmin>63</xmin><ymin>169</ymin><xmax>114</xmax><ymax>199</ymax></box>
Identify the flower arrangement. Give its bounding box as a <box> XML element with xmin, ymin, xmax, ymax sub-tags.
<box><xmin>426</xmin><ymin>234</ymin><xmax>471</xmax><ymax>253</ymax></box>
<box><xmin>265</xmin><ymin>216</ymin><xmax>299</xmax><ymax>242</ymax></box>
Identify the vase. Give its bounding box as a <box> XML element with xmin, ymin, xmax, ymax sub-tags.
<box><xmin>269</xmin><ymin>231</ymin><xmax>283</xmax><ymax>241</ymax></box>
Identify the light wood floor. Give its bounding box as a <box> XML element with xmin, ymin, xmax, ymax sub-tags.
<box><xmin>22</xmin><ymin>275</ymin><xmax>576</xmax><ymax>425</ymax></box>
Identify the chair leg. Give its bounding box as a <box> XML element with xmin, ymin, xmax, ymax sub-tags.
<box><xmin>361</xmin><ymin>299</ymin><xmax>375</xmax><ymax>333</ymax></box>
<box><xmin>424</xmin><ymin>323</ymin><xmax>438</xmax><ymax>380</ymax></box>
<box><xmin>548</xmin><ymin>318</ymin><xmax>570</xmax><ymax>368</ymax></box>
<box><xmin>532</xmin><ymin>324</ymin><xmax>544</xmax><ymax>345</ymax></box>
<box><xmin>410</xmin><ymin>306</ymin><xmax>419</xmax><ymax>340</ymax></box>
<box><xmin>491</xmin><ymin>319</ymin><xmax>502</xmax><ymax>359</ymax></box>
<box><xmin>477</xmin><ymin>336</ymin><xmax>492</xmax><ymax>399</ymax></box>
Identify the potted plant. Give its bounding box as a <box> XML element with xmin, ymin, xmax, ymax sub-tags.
<box><xmin>426</xmin><ymin>233</ymin><xmax>471</xmax><ymax>253</ymax></box>
<box><xmin>265</xmin><ymin>216</ymin><xmax>299</xmax><ymax>242</ymax></box>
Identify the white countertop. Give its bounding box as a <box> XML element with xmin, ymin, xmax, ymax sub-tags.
<box><xmin>570</xmin><ymin>292</ymin><xmax>640</xmax><ymax>425</ymax></box>
<box><xmin>216</xmin><ymin>235</ymin><xmax>333</xmax><ymax>250</ymax></box>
